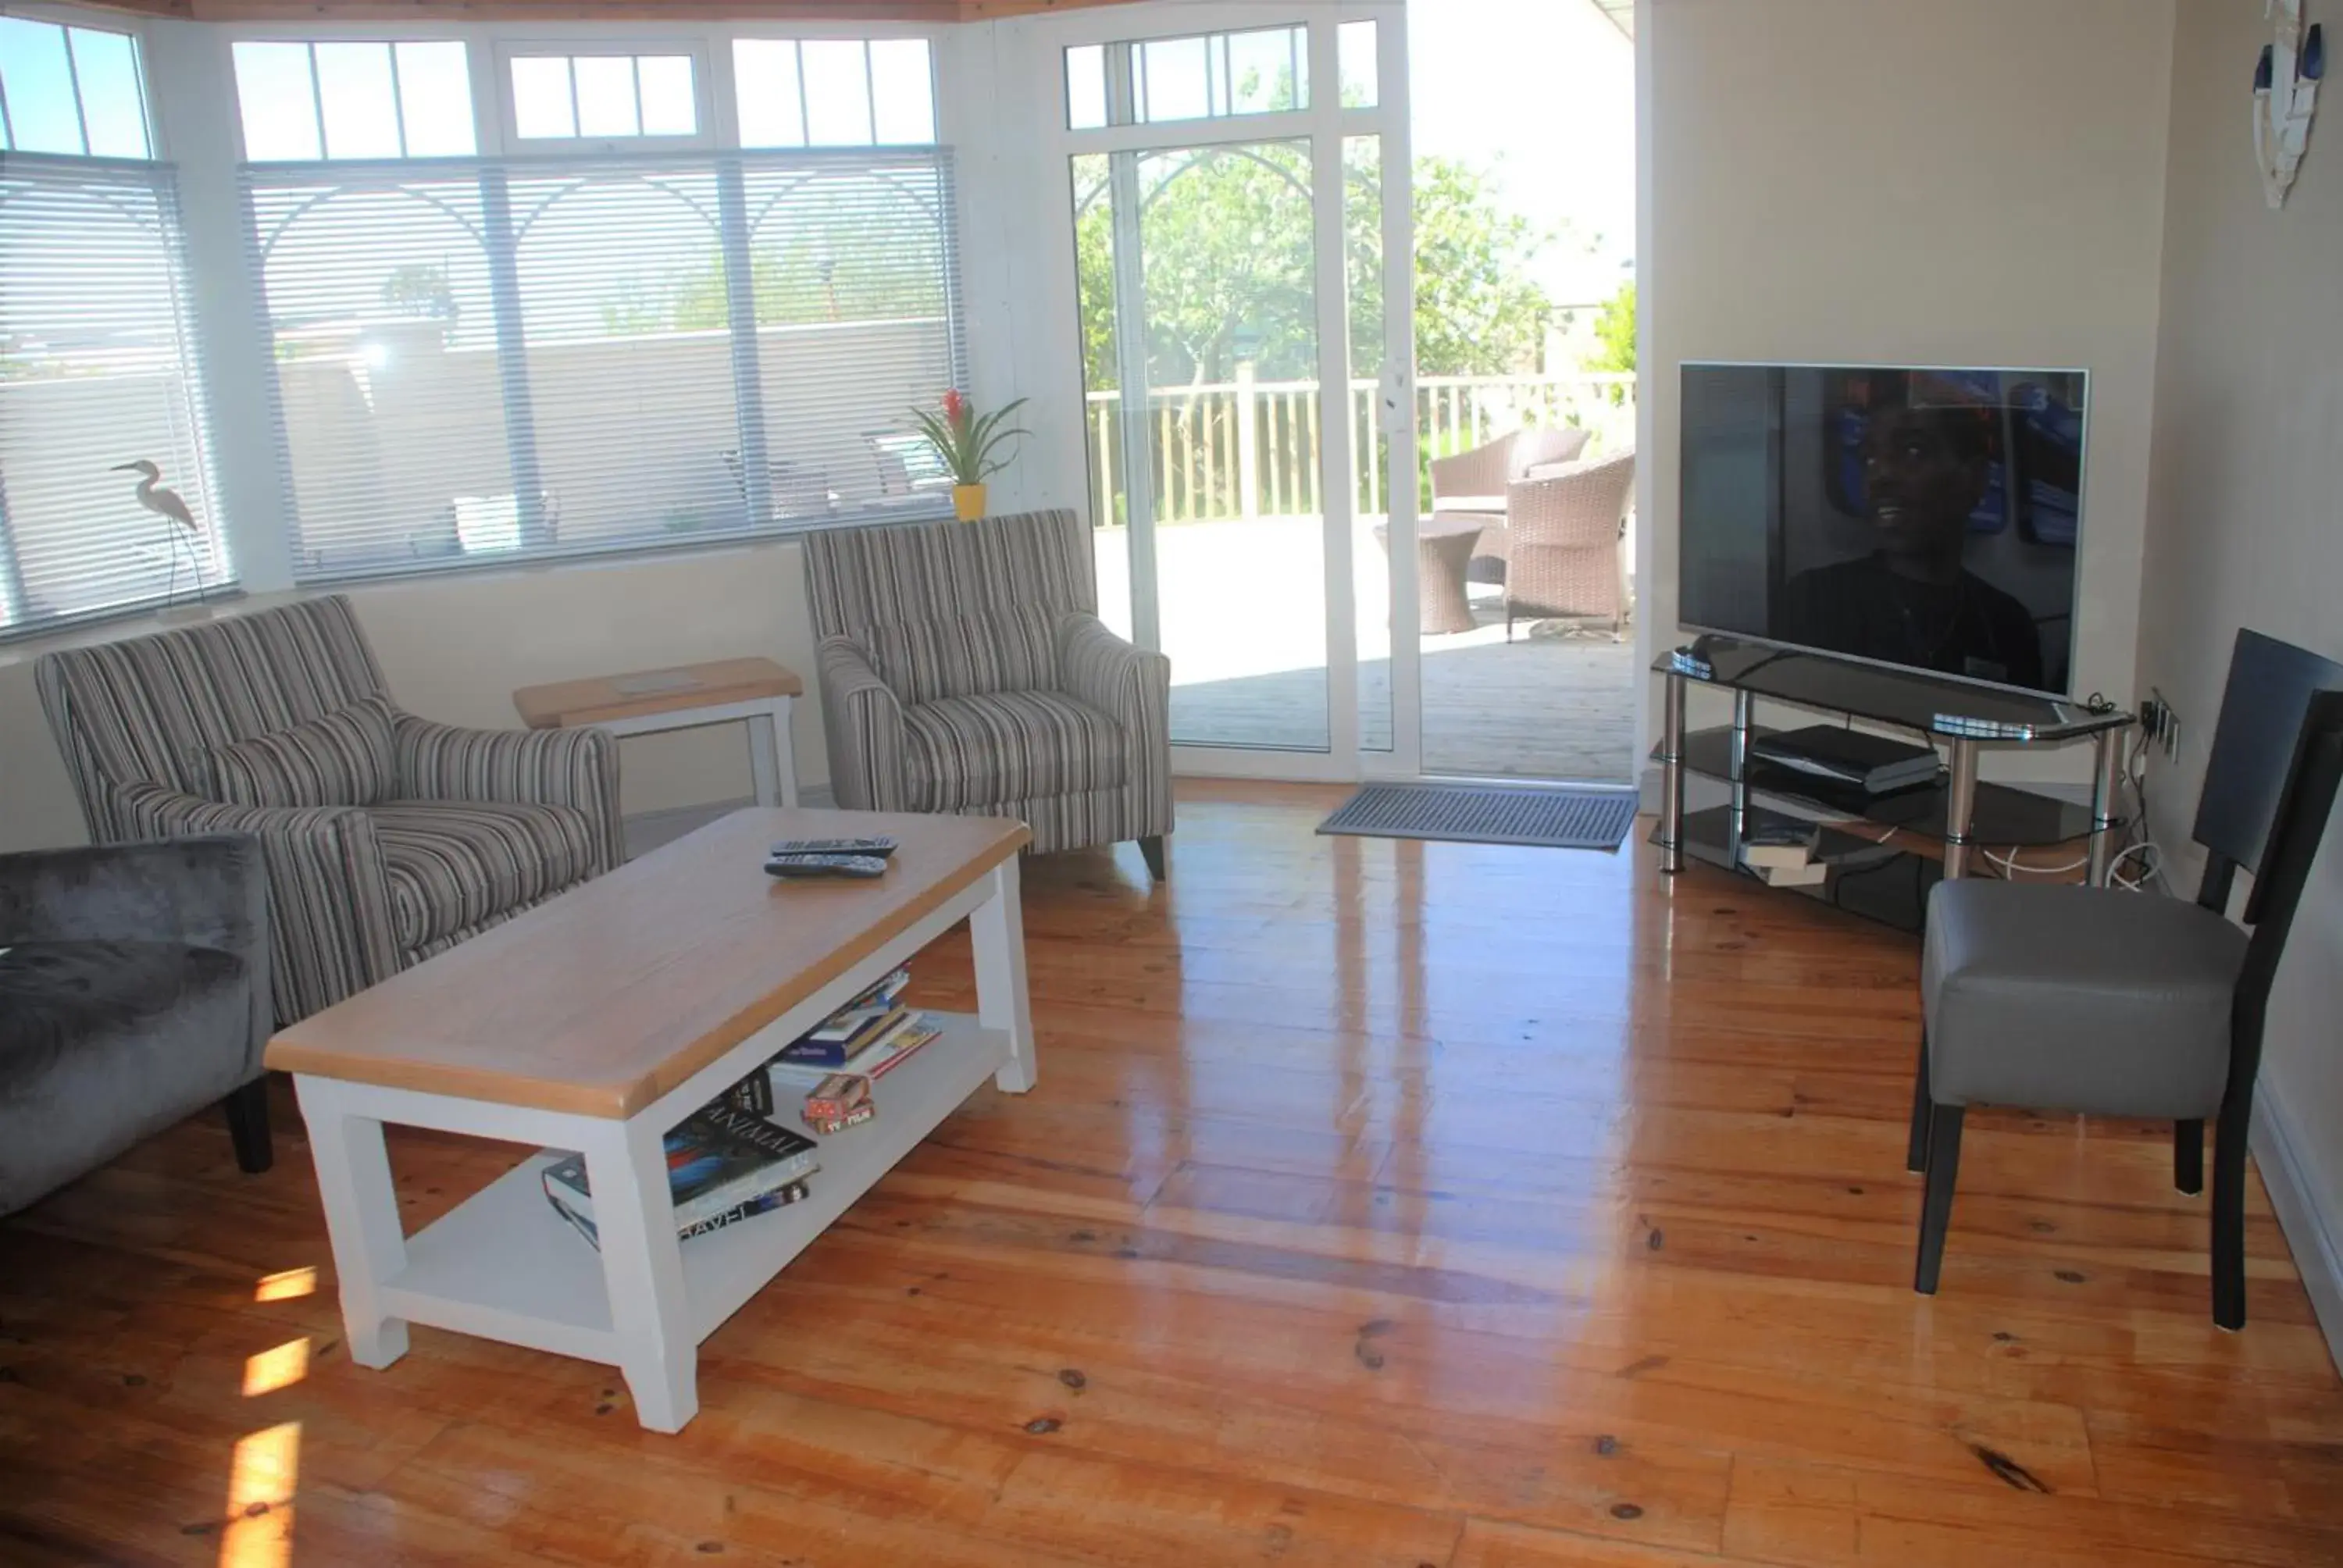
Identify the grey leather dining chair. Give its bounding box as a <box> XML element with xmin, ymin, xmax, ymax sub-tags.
<box><xmin>1908</xmin><ymin>629</ymin><xmax>2343</xmax><ymax>1329</ymax></box>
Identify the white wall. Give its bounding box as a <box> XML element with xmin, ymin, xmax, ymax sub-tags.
<box><xmin>2138</xmin><ymin>0</ymin><xmax>2343</xmax><ymax>1349</ymax></box>
<box><xmin>0</xmin><ymin>540</ymin><xmax>832</xmax><ymax>852</ymax></box>
<box><xmin>1637</xmin><ymin>0</ymin><xmax>2176</xmax><ymax>779</ymax></box>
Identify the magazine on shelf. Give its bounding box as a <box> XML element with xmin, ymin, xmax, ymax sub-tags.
<box><xmin>776</xmin><ymin>1005</ymin><xmax>910</xmax><ymax>1067</ymax></box>
<box><xmin>541</xmin><ymin>1106</ymin><xmax>818</xmax><ymax>1230</ymax></box>
<box><xmin>767</xmin><ymin>1012</ymin><xmax>942</xmax><ymax>1094</ymax></box>
<box><xmin>544</xmin><ymin>1179</ymin><xmax>813</xmax><ymax>1251</ymax></box>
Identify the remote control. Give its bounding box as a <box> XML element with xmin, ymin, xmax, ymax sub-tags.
<box><xmin>769</xmin><ymin>836</ymin><xmax>898</xmax><ymax>858</ymax></box>
<box><xmin>765</xmin><ymin>853</ymin><xmax>890</xmax><ymax>879</ymax></box>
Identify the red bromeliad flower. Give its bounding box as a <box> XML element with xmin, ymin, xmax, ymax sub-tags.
<box><xmin>909</xmin><ymin>389</ymin><xmax>1031</xmax><ymax>489</ymax></box>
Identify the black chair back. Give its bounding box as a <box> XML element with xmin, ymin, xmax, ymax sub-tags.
<box><xmin>2193</xmin><ymin>629</ymin><xmax>2343</xmax><ymax>877</ymax></box>
<box><xmin>2236</xmin><ymin>688</ymin><xmax>2343</xmax><ymax>996</ymax></box>
<box><xmin>2214</xmin><ymin>686</ymin><xmax>2343</xmax><ymax>1209</ymax></box>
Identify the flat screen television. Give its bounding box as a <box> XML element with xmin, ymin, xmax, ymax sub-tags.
<box><xmin>1678</xmin><ymin>362</ymin><xmax>2087</xmax><ymax>697</ymax></box>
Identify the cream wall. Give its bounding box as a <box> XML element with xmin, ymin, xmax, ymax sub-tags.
<box><xmin>2138</xmin><ymin>0</ymin><xmax>2343</xmax><ymax>1342</ymax></box>
<box><xmin>0</xmin><ymin>539</ymin><xmax>832</xmax><ymax>854</ymax></box>
<box><xmin>1637</xmin><ymin>0</ymin><xmax>2175</xmax><ymax>780</ymax></box>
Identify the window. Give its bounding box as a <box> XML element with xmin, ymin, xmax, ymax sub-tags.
<box><xmin>1065</xmin><ymin>25</ymin><xmax>1308</xmax><ymax>131</ymax></box>
<box><xmin>1339</xmin><ymin>20</ymin><xmax>1378</xmax><ymax>109</ymax></box>
<box><xmin>734</xmin><ymin>38</ymin><xmax>936</xmax><ymax>148</ymax></box>
<box><xmin>0</xmin><ymin>159</ymin><xmax>223</xmax><ymax>637</ymax></box>
<box><xmin>505</xmin><ymin>50</ymin><xmax>700</xmax><ymax>142</ymax></box>
<box><xmin>230</xmin><ymin>41</ymin><xmax>475</xmax><ymax>161</ymax></box>
<box><xmin>0</xmin><ymin>16</ymin><xmax>152</xmax><ymax>157</ymax></box>
<box><xmin>244</xmin><ymin>148</ymin><xmax>965</xmax><ymax>580</ymax></box>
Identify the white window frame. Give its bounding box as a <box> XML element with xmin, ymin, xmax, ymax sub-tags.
<box><xmin>223</xmin><ymin>35</ymin><xmax>480</xmax><ymax>164</ymax></box>
<box><xmin>218</xmin><ymin>26</ymin><xmax>480</xmax><ymax>165</ymax></box>
<box><xmin>223</xmin><ymin>18</ymin><xmax>966</xmax><ymax>585</ymax></box>
<box><xmin>721</xmin><ymin>19</ymin><xmax>950</xmax><ymax>148</ymax></box>
<box><xmin>0</xmin><ymin>6</ymin><xmax>231</xmax><ymax>641</ymax></box>
<box><xmin>0</xmin><ymin>5</ymin><xmax>157</xmax><ymax>159</ymax></box>
<box><xmin>492</xmin><ymin>39</ymin><xmax>715</xmax><ymax>153</ymax></box>
<box><xmin>726</xmin><ymin>34</ymin><xmax>940</xmax><ymax>150</ymax></box>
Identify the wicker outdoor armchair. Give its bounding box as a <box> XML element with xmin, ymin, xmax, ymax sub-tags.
<box><xmin>1427</xmin><ymin>426</ymin><xmax>1592</xmax><ymax>582</ymax></box>
<box><xmin>1503</xmin><ymin>450</ymin><xmax>1638</xmax><ymax>640</ymax></box>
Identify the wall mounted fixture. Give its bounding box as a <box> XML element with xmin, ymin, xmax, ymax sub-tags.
<box><xmin>2254</xmin><ymin>0</ymin><xmax>2325</xmax><ymax>208</ymax></box>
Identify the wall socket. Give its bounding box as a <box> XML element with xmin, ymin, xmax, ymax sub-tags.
<box><xmin>2140</xmin><ymin>691</ymin><xmax>2183</xmax><ymax>761</ymax></box>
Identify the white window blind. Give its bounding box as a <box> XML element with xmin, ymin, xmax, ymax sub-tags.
<box><xmin>245</xmin><ymin>149</ymin><xmax>964</xmax><ymax>581</ymax></box>
<box><xmin>0</xmin><ymin>155</ymin><xmax>224</xmax><ymax>637</ymax></box>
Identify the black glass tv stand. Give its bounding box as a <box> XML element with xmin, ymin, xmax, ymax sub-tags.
<box><xmin>1653</xmin><ymin>636</ymin><xmax>2136</xmax><ymax>932</ymax></box>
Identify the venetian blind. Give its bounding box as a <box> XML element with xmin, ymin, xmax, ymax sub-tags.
<box><xmin>0</xmin><ymin>155</ymin><xmax>225</xmax><ymax>637</ymax></box>
<box><xmin>243</xmin><ymin>149</ymin><xmax>965</xmax><ymax>583</ymax></box>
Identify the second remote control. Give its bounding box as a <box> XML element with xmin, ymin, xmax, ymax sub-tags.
<box><xmin>769</xmin><ymin>836</ymin><xmax>898</xmax><ymax>858</ymax></box>
<box><xmin>765</xmin><ymin>853</ymin><xmax>890</xmax><ymax>879</ymax></box>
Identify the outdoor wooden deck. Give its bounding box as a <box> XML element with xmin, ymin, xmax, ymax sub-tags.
<box><xmin>1173</xmin><ymin>615</ymin><xmax>1639</xmax><ymax>781</ymax></box>
<box><xmin>1100</xmin><ymin>517</ymin><xmax>1640</xmax><ymax>782</ymax></box>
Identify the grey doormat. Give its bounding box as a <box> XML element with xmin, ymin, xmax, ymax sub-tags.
<box><xmin>1318</xmin><ymin>781</ymin><xmax>1641</xmax><ymax>851</ymax></box>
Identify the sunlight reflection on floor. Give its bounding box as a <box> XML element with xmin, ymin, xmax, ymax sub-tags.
<box><xmin>253</xmin><ymin>1267</ymin><xmax>316</xmax><ymax>1303</ymax></box>
<box><xmin>241</xmin><ymin>1338</ymin><xmax>310</xmax><ymax>1399</ymax></box>
<box><xmin>219</xmin><ymin>1421</ymin><xmax>299</xmax><ymax>1568</ymax></box>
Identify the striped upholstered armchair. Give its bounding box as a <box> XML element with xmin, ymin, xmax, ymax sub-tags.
<box><xmin>36</xmin><ymin>597</ymin><xmax>624</xmax><ymax>1026</ymax></box>
<box><xmin>805</xmin><ymin>509</ymin><xmax>1173</xmax><ymax>878</ymax></box>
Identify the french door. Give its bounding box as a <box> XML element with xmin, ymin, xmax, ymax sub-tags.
<box><xmin>1038</xmin><ymin>3</ymin><xmax>1418</xmax><ymax>780</ymax></box>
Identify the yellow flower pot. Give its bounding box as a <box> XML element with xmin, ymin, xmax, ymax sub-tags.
<box><xmin>952</xmin><ymin>483</ymin><xmax>988</xmax><ymax>522</ymax></box>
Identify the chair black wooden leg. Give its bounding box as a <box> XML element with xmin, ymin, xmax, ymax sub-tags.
<box><xmin>1139</xmin><ymin>835</ymin><xmax>1168</xmax><ymax>882</ymax></box>
<box><xmin>2211</xmin><ymin>1100</ymin><xmax>2251</xmax><ymax>1331</ymax></box>
<box><xmin>1913</xmin><ymin>1103</ymin><xmax>1965</xmax><ymax>1295</ymax></box>
<box><xmin>1906</xmin><ymin>1032</ymin><xmax>1932</xmax><ymax>1174</ymax></box>
<box><xmin>225</xmin><ymin>1077</ymin><xmax>273</xmax><ymax>1174</ymax></box>
<box><xmin>2174</xmin><ymin>1118</ymin><xmax>2205</xmax><ymax>1196</ymax></box>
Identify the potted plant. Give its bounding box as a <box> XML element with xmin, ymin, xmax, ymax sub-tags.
<box><xmin>909</xmin><ymin>389</ymin><xmax>1029</xmax><ymax>522</ymax></box>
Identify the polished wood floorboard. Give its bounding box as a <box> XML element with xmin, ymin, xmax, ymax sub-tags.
<box><xmin>3</xmin><ymin>782</ymin><xmax>2340</xmax><ymax>1566</ymax></box>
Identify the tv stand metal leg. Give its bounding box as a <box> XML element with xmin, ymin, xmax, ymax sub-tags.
<box><xmin>1726</xmin><ymin>690</ymin><xmax>1753</xmax><ymax>861</ymax></box>
<box><xmin>2088</xmin><ymin>727</ymin><xmax>2126</xmax><ymax>886</ymax></box>
<box><xmin>1658</xmin><ymin>672</ymin><xmax>1687</xmax><ymax>872</ymax></box>
<box><xmin>1942</xmin><ymin>738</ymin><xmax>1980</xmax><ymax>881</ymax></box>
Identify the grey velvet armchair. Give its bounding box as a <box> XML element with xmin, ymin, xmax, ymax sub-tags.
<box><xmin>804</xmin><ymin>509</ymin><xmax>1174</xmax><ymax>876</ymax></box>
<box><xmin>36</xmin><ymin>597</ymin><xmax>625</xmax><ymax>1027</ymax></box>
<box><xmin>1</xmin><ymin>836</ymin><xmax>273</xmax><ymax>1217</ymax></box>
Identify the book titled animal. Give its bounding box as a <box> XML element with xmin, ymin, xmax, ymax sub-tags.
<box><xmin>542</xmin><ymin>1108</ymin><xmax>817</xmax><ymax>1231</ymax></box>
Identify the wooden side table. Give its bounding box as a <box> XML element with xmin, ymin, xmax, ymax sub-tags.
<box><xmin>514</xmin><ymin>657</ymin><xmax>804</xmax><ymax>809</ymax></box>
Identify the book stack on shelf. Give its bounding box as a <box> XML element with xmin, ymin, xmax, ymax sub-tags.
<box><xmin>542</xmin><ymin>969</ymin><xmax>950</xmax><ymax>1248</ymax></box>
<box><xmin>1738</xmin><ymin>821</ymin><xmax>1829</xmax><ymax>886</ymax></box>
<box><xmin>542</xmin><ymin>1101</ymin><xmax>818</xmax><ymax>1251</ymax></box>
<box><xmin>760</xmin><ymin>968</ymin><xmax>944</xmax><ymax>1133</ymax></box>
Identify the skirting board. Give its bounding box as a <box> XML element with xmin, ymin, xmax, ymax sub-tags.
<box><xmin>2254</xmin><ymin>1079</ymin><xmax>2343</xmax><ymax>1374</ymax></box>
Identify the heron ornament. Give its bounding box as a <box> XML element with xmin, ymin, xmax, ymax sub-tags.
<box><xmin>114</xmin><ymin>459</ymin><xmax>209</xmax><ymax>608</ymax></box>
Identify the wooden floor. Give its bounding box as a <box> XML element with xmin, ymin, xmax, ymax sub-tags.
<box><xmin>4</xmin><ymin>782</ymin><xmax>2341</xmax><ymax>1566</ymax></box>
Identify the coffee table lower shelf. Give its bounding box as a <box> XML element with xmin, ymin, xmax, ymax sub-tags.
<box><xmin>379</xmin><ymin>1014</ymin><xmax>1008</xmax><ymax>1367</ymax></box>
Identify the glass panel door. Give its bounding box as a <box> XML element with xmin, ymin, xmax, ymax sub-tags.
<box><xmin>1075</xmin><ymin>138</ymin><xmax>1331</xmax><ymax>752</ymax></box>
<box><xmin>1055</xmin><ymin>5</ymin><xmax>1412</xmax><ymax>777</ymax></box>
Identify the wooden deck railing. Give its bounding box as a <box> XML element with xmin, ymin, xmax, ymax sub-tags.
<box><xmin>1083</xmin><ymin>370</ymin><xmax>1638</xmax><ymax>526</ymax></box>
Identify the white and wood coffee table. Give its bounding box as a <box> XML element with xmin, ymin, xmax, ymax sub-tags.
<box><xmin>266</xmin><ymin>808</ymin><xmax>1033</xmax><ymax>1433</ymax></box>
